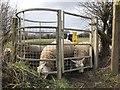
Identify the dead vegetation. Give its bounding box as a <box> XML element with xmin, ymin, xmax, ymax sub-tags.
<box><xmin>2</xmin><ymin>58</ymin><xmax>120</xmax><ymax>89</ymax></box>
<box><xmin>2</xmin><ymin>61</ymin><xmax>54</xmax><ymax>89</ymax></box>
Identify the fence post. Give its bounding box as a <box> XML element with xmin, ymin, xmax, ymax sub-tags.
<box><xmin>57</xmin><ymin>10</ymin><xmax>62</xmax><ymax>79</ymax></box>
<box><xmin>92</xmin><ymin>17</ymin><xmax>99</xmax><ymax>69</ymax></box>
<box><xmin>111</xmin><ymin>2</ymin><xmax>120</xmax><ymax>73</ymax></box>
<box><xmin>0</xmin><ymin>29</ymin><xmax>2</xmax><ymax>90</ymax></box>
<box><xmin>11</xmin><ymin>17</ymin><xmax>18</xmax><ymax>63</ymax></box>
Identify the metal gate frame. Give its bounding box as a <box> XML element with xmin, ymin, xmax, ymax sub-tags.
<box><xmin>58</xmin><ymin>10</ymin><xmax>98</xmax><ymax>75</ymax></box>
<box><xmin>15</xmin><ymin>8</ymin><xmax>98</xmax><ymax>79</ymax></box>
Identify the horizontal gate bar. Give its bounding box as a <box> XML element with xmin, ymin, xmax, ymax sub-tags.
<box><xmin>64</xmin><ymin>28</ymin><xmax>91</xmax><ymax>33</ymax></box>
<box><xmin>64</xmin><ymin>66</ymin><xmax>91</xmax><ymax>73</ymax></box>
<box><xmin>17</xmin><ymin>55</ymin><xmax>91</xmax><ymax>61</ymax></box>
<box><xmin>17</xmin><ymin>26</ymin><xmax>57</xmax><ymax>30</ymax></box>
<box><xmin>20</xmin><ymin>31</ymin><xmax>56</xmax><ymax>34</ymax></box>
<box><xmin>64</xmin><ymin>11</ymin><xmax>91</xmax><ymax>19</ymax></box>
<box><xmin>64</xmin><ymin>56</ymin><xmax>91</xmax><ymax>60</ymax></box>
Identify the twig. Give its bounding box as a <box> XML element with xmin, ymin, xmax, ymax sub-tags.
<box><xmin>11</xmin><ymin>64</ymin><xmax>38</xmax><ymax>77</ymax></box>
<box><xmin>79</xmin><ymin>83</ymin><xmax>85</xmax><ymax>89</ymax></box>
<box><xmin>104</xmin><ymin>58</ymin><xmax>111</xmax><ymax>67</ymax></box>
<box><xmin>12</xmin><ymin>68</ymin><xmax>20</xmax><ymax>83</ymax></box>
<box><xmin>12</xmin><ymin>83</ymin><xmax>22</xmax><ymax>88</ymax></box>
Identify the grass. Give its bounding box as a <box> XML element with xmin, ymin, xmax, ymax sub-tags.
<box><xmin>53</xmin><ymin>79</ymin><xmax>72</xmax><ymax>89</ymax></box>
<box><xmin>77</xmin><ymin>37</ymin><xmax>89</xmax><ymax>42</ymax></box>
<box><xmin>25</xmin><ymin>39</ymin><xmax>56</xmax><ymax>44</ymax></box>
<box><xmin>4</xmin><ymin>38</ymin><xmax>90</xmax><ymax>48</ymax></box>
<box><xmin>4</xmin><ymin>42</ymin><xmax>12</xmax><ymax>48</ymax></box>
<box><xmin>25</xmin><ymin>38</ymin><xmax>90</xmax><ymax>44</ymax></box>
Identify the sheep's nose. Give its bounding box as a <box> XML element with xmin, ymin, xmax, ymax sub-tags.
<box><xmin>8</xmin><ymin>51</ymin><xmax>10</xmax><ymax>53</ymax></box>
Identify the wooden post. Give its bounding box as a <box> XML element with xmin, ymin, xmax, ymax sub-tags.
<box><xmin>111</xmin><ymin>1</ymin><xmax>120</xmax><ymax>73</ymax></box>
<box><xmin>11</xmin><ymin>17</ymin><xmax>18</xmax><ymax>63</ymax></box>
<box><xmin>57</xmin><ymin>10</ymin><xmax>62</xmax><ymax>79</ymax></box>
<box><xmin>0</xmin><ymin>30</ymin><xmax>2</xmax><ymax>90</ymax></box>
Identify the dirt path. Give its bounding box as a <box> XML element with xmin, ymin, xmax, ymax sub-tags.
<box><xmin>63</xmin><ymin>67</ymin><xmax>120</xmax><ymax>88</ymax></box>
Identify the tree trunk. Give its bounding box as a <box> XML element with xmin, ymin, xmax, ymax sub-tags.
<box><xmin>100</xmin><ymin>37</ymin><xmax>110</xmax><ymax>58</ymax></box>
<box><xmin>99</xmin><ymin>21</ymin><xmax>111</xmax><ymax>58</ymax></box>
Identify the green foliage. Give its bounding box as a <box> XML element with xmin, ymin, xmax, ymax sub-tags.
<box><xmin>53</xmin><ymin>79</ymin><xmax>72</xmax><ymax>89</ymax></box>
<box><xmin>4</xmin><ymin>42</ymin><xmax>12</xmax><ymax>48</ymax></box>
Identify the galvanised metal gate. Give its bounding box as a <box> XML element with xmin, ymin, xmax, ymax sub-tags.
<box><xmin>15</xmin><ymin>8</ymin><xmax>98</xmax><ymax>79</ymax></box>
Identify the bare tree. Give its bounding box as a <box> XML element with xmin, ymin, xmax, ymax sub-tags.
<box><xmin>78</xmin><ymin>0</ymin><xmax>113</xmax><ymax>57</ymax></box>
<box><xmin>0</xmin><ymin>0</ymin><xmax>17</xmax><ymax>48</ymax></box>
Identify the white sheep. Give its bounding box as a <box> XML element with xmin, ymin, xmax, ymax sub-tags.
<box><xmin>37</xmin><ymin>39</ymin><xmax>74</xmax><ymax>75</ymax></box>
<box><xmin>72</xmin><ymin>42</ymin><xmax>91</xmax><ymax>72</ymax></box>
<box><xmin>17</xmin><ymin>44</ymin><xmax>44</xmax><ymax>58</ymax></box>
<box><xmin>3</xmin><ymin>48</ymin><xmax>11</xmax><ymax>63</ymax></box>
<box><xmin>74</xmin><ymin>42</ymin><xmax>90</xmax><ymax>57</ymax></box>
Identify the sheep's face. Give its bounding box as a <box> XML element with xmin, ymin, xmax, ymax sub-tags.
<box><xmin>71</xmin><ymin>58</ymin><xmax>85</xmax><ymax>72</ymax></box>
<box><xmin>4</xmin><ymin>48</ymin><xmax>11</xmax><ymax>53</ymax></box>
<box><xmin>37</xmin><ymin>64</ymin><xmax>51</xmax><ymax>74</ymax></box>
<box><xmin>71</xmin><ymin>58</ymin><xmax>85</xmax><ymax>67</ymax></box>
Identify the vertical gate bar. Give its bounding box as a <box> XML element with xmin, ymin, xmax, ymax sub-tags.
<box><xmin>39</xmin><ymin>22</ymin><xmax>42</xmax><ymax>51</ymax></box>
<box><xmin>57</xmin><ymin>10</ymin><xmax>62</xmax><ymax>79</ymax></box>
<box><xmin>18</xmin><ymin>18</ymin><xmax>21</xmax><ymax>43</ymax></box>
<box><xmin>22</xmin><ymin>11</ymin><xmax>26</xmax><ymax>59</ymax></box>
<box><xmin>89</xmin><ymin>18</ymin><xmax>93</xmax><ymax>68</ymax></box>
<box><xmin>94</xmin><ymin>17</ymin><xmax>99</xmax><ymax>68</ymax></box>
<box><xmin>61</xmin><ymin>10</ymin><xmax>64</xmax><ymax>73</ymax></box>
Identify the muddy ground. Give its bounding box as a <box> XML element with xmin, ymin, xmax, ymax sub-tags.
<box><xmin>63</xmin><ymin>56</ymin><xmax>120</xmax><ymax>88</ymax></box>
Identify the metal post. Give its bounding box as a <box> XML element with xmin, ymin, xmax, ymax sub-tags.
<box><xmin>94</xmin><ymin>17</ymin><xmax>98</xmax><ymax>68</ymax></box>
<box><xmin>18</xmin><ymin>18</ymin><xmax>21</xmax><ymax>43</ymax></box>
<box><xmin>39</xmin><ymin>22</ymin><xmax>42</xmax><ymax>51</ymax></box>
<box><xmin>92</xmin><ymin>17</ymin><xmax>99</xmax><ymax>69</ymax></box>
<box><xmin>22</xmin><ymin>12</ymin><xmax>26</xmax><ymax>58</ymax></box>
<box><xmin>89</xmin><ymin>18</ymin><xmax>93</xmax><ymax>68</ymax></box>
<box><xmin>56</xmin><ymin>10</ymin><xmax>63</xmax><ymax>79</ymax></box>
<box><xmin>61</xmin><ymin>10</ymin><xmax>64</xmax><ymax>74</ymax></box>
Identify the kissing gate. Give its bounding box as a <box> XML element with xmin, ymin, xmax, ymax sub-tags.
<box><xmin>14</xmin><ymin>8</ymin><xmax>98</xmax><ymax>79</ymax></box>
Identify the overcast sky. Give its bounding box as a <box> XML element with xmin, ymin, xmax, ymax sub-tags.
<box><xmin>9</xmin><ymin>0</ymin><xmax>91</xmax><ymax>32</ymax></box>
<box><xmin>10</xmin><ymin>0</ymin><xmax>84</xmax><ymax>13</ymax></box>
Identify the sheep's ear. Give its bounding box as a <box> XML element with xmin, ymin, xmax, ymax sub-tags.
<box><xmin>71</xmin><ymin>58</ymin><xmax>85</xmax><ymax>64</ymax></box>
<box><xmin>81</xmin><ymin>58</ymin><xmax>85</xmax><ymax>62</ymax></box>
<box><xmin>71</xmin><ymin>60</ymin><xmax>77</xmax><ymax>63</ymax></box>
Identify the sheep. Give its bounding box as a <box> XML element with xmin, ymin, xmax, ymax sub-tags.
<box><xmin>37</xmin><ymin>39</ymin><xmax>74</xmax><ymax>75</ymax></box>
<box><xmin>3</xmin><ymin>48</ymin><xmax>11</xmax><ymax>63</ymax></box>
<box><xmin>72</xmin><ymin>42</ymin><xmax>91</xmax><ymax>72</ymax></box>
<box><xmin>17</xmin><ymin>44</ymin><xmax>44</xmax><ymax>67</ymax></box>
<box><xmin>17</xmin><ymin>44</ymin><xmax>44</xmax><ymax>58</ymax></box>
<box><xmin>74</xmin><ymin>42</ymin><xmax>90</xmax><ymax>57</ymax></box>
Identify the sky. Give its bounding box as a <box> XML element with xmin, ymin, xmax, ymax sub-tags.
<box><xmin>10</xmin><ymin>0</ymin><xmax>84</xmax><ymax>13</ymax></box>
<box><xmin>9</xmin><ymin>0</ymin><xmax>91</xmax><ymax>32</ymax></box>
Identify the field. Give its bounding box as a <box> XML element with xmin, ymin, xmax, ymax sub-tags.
<box><xmin>25</xmin><ymin>38</ymin><xmax>89</xmax><ymax>43</ymax></box>
<box><xmin>5</xmin><ymin>38</ymin><xmax>90</xmax><ymax>48</ymax></box>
